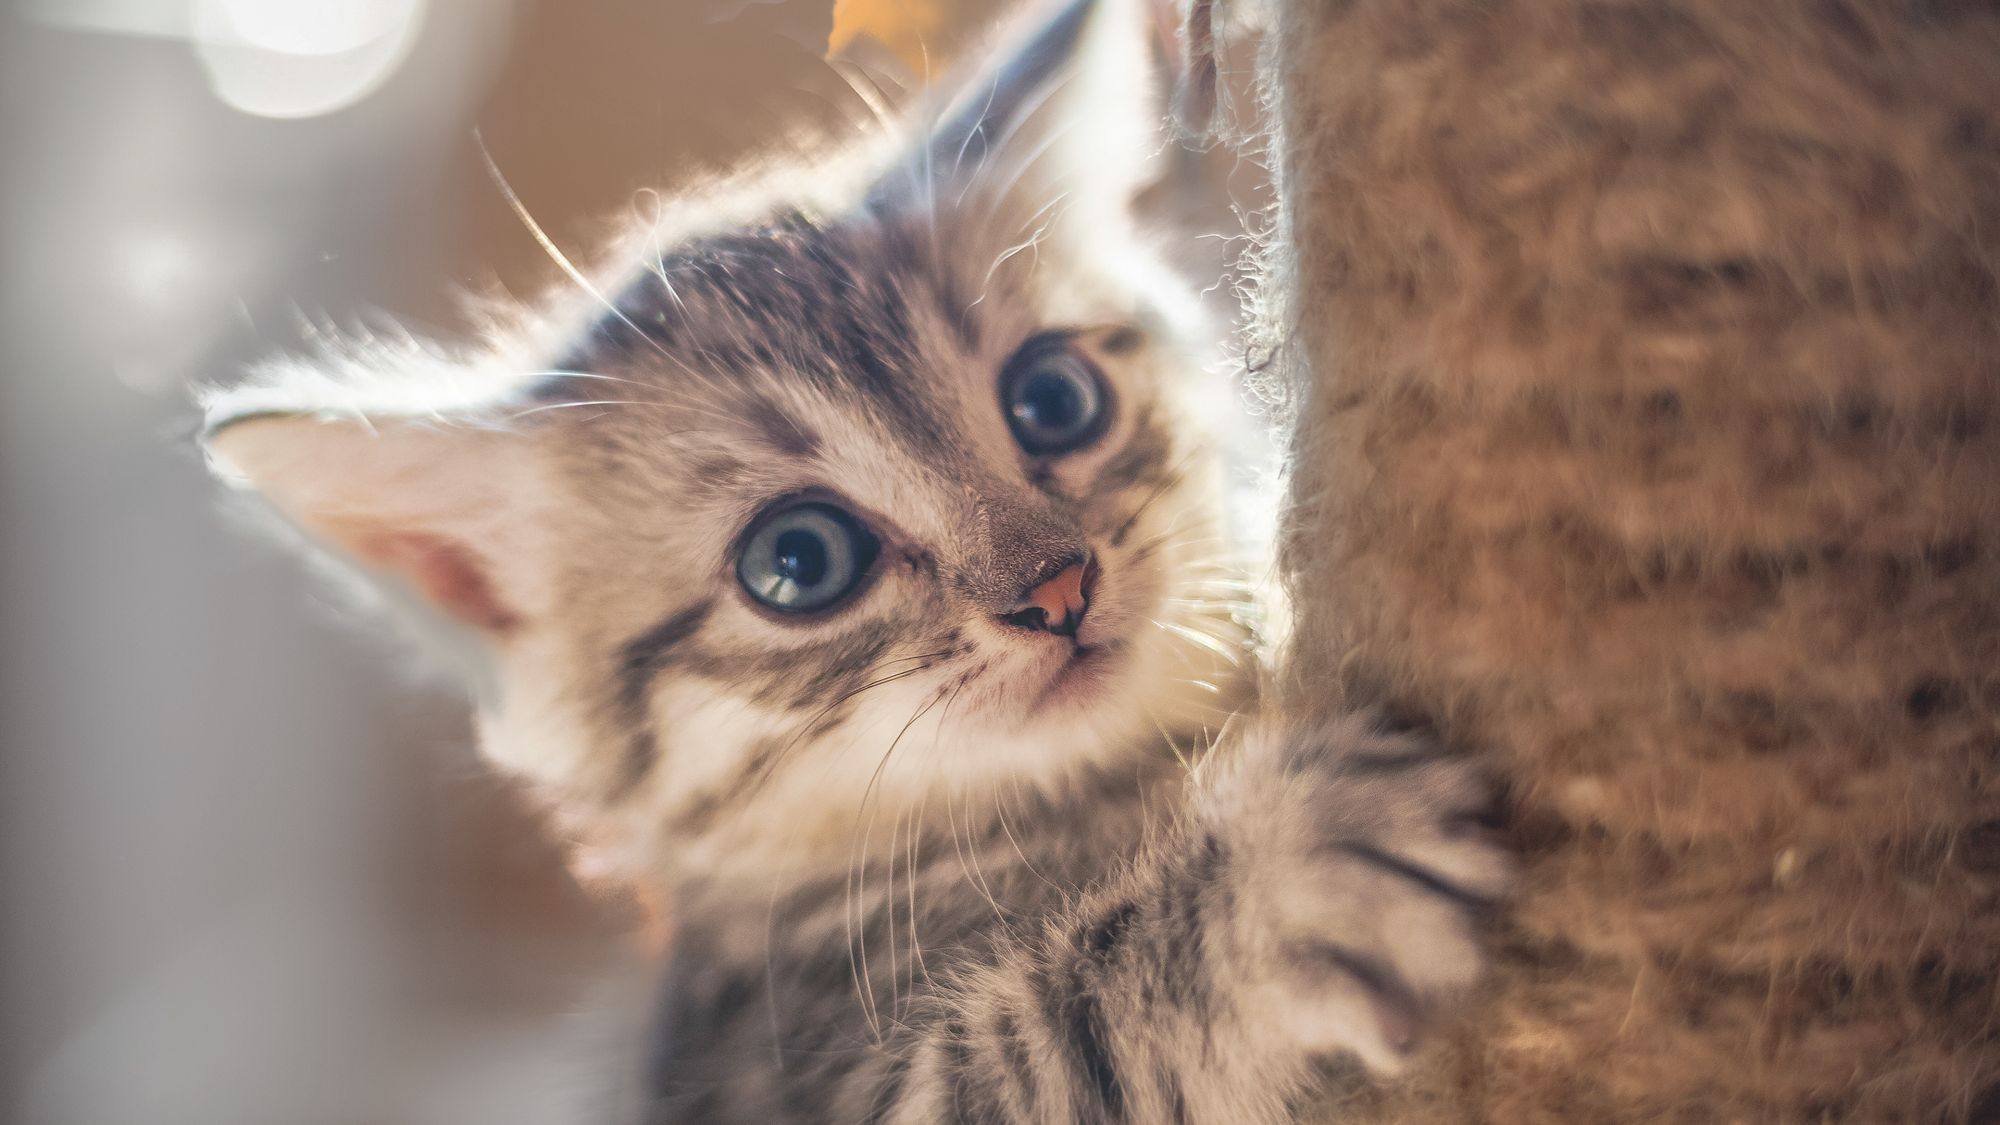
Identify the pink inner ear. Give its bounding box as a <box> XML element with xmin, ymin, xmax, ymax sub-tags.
<box><xmin>350</xmin><ymin>528</ymin><xmax>519</xmax><ymax>634</ymax></box>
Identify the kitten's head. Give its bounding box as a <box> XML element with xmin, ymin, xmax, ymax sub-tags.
<box><xmin>205</xmin><ymin>0</ymin><xmax>1252</xmax><ymax>878</ymax></box>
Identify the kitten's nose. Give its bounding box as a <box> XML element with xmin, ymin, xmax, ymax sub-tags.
<box><xmin>999</xmin><ymin>556</ymin><xmax>1096</xmax><ymax>638</ymax></box>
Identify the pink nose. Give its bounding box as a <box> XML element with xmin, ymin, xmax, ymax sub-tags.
<box><xmin>999</xmin><ymin>558</ymin><xmax>1095</xmax><ymax>637</ymax></box>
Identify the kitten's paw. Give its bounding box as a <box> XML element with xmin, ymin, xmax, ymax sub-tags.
<box><xmin>1212</xmin><ymin>712</ymin><xmax>1512</xmax><ymax>1074</ymax></box>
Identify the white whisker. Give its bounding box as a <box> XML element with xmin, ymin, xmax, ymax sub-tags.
<box><xmin>476</xmin><ymin>133</ymin><xmax>688</xmax><ymax>374</ymax></box>
<box><xmin>1151</xmin><ymin>617</ymin><xmax>1249</xmax><ymax>664</ymax></box>
<box><xmin>823</xmin><ymin>56</ymin><xmax>899</xmax><ymax>136</ymax></box>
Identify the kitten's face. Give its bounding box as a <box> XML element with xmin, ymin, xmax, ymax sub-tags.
<box><xmin>508</xmin><ymin>207</ymin><xmax>1246</xmax><ymax>866</ymax></box>
<box><xmin>206</xmin><ymin>0</ymin><xmax>1250</xmax><ymax>875</ymax></box>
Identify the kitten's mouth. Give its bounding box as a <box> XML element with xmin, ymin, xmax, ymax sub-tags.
<box><xmin>1029</xmin><ymin>641</ymin><xmax>1116</xmax><ymax>711</ymax></box>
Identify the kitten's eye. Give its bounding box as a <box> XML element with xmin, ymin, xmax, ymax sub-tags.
<box><xmin>737</xmin><ymin>502</ymin><xmax>880</xmax><ymax>614</ymax></box>
<box><xmin>1001</xmin><ymin>337</ymin><xmax>1109</xmax><ymax>455</ymax></box>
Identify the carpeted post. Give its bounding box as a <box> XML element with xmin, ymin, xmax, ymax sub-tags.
<box><xmin>1266</xmin><ymin>2</ymin><xmax>2000</xmax><ymax>1118</ymax></box>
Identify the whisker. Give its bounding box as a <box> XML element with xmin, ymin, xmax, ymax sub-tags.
<box><xmin>990</xmin><ymin>783</ymin><xmax>1057</xmax><ymax>891</ymax></box>
<box><xmin>748</xmin><ymin>650</ymin><xmax>952</xmax><ymax>804</ymax></box>
<box><xmin>1164</xmin><ymin>596</ymin><xmax>1260</xmax><ymax>613</ymax></box>
<box><xmin>892</xmin><ymin>674</ymin><xmax>967</xmax><ymax>1023</ymax></box>
<box><xmin>846</xmin><ymin>684</ymin><xmax>949</xmax><ymax>1043</ymax></box>
<box><xmin>956</xmin><ymin>784</ymin><xmax>1012</xmax><ymax>925</ymax></box>
<box><xmin>514</xmin><ymin>368</ymin><xmax>658</xmax><ymax>389</ymax></box>
<box><xmin>1150</xmin><ymin>617</ymin><xmax>1249</xmax><ymax>664</ymax></box>
<box><xmin>630</xmin><ymin>188</ymin><xmax>693</xmax><ymax>323</ymax></box>
<box><xmin>822</xmin><ymin>56</ymin><xmax>899</xmax><ymax>136</ymax></box>
<box><xmin>969</xmin><ymin>191</ymin><xmax>1070</xmax><ymax>310</ymax></box>
<box><xmin>496</xmin><ymin>397</ymin><xmax>752</xmax><ymax>435</ymax></box>
<box><xmin>476</xmin><ymin>133</ymin><xmax>694</xmax><ymax>378</ymax></box>
<box><xmin>949</xmin><ymin>50</ymin><xmax>1071</xmax><ymax>196</ymax></box>
<box><xmin>965</xmin><ymin>72</ymin><xmax>1081</xmax><ymax>217</ymax></box>
<box><xmin>500</xmin><ymin>398</ymin><xmax>657</xmax><ymax>420</ymax></box>
<box><xmin>950</xmin><ymin>82</ymin><xmax>1002</xmax><ymax>184</ymax></box>
<box><xmin>945</xmin><ymin>781</ymin><xmax>1009</xmax><ymax>928</ymax></box>
<box><xmin>860</xmin><ymin>689</ymin><xmax>940</xmax><ymax>1030</ymax></box>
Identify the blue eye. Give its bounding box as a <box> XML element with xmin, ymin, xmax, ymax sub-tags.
<box><xmin>737</xmin><ymin>502</ymin><xmax>879</xmax><ymax>614</ymax></box>
<box><xmin>1001</xmin><ymin>337</ymin><xmax>1109</xmax><ymax>455</ymax></box>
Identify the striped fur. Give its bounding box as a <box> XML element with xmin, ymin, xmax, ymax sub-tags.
<box><xmin>644</xmin><ymin>715</ymin><xmax>1505</xmax><ymax>1125</ymax></box>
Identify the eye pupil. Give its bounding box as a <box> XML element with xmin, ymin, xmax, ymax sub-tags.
<box><xmin>1014</xmin><ymin>373</ymin><xmax>1082</xmax><ymax>432</ymax></box>
<box><xmin>1000</xmin><ymin>337</ymin><xmax>1109</xmax><ymax>455</ymax></box>
<box><xmin>773</xmin><ymin>528</ymin><xmax>829</xmax><ymax>588</ymax></box>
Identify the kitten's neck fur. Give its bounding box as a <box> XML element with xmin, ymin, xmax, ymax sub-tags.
<box><xmin>667</xmin><ymin>752</ymin><xmax>1182</xmax><ymax>950</ymax></box>
<box><xmin>648</xmin><ymin>690</ymin><xmax>1248</xmax><ymax>897</ymax></box>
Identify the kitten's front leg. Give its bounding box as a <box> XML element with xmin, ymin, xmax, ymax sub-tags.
<box><xmin>1201</xmin><ymin>713</ymin><xmax>1512</xmax><ymax>1076</ymax></box>
<box><xmin>873</xmin><ymin>712</ymin><xmax>1511</xmax><ymax>1124</ymax></box>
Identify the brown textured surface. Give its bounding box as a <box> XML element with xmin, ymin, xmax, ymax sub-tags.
<box><xmin>1269</xmin><ymin>1</ymin><xmax>2000</xmax><ymax>1119</ymax></box>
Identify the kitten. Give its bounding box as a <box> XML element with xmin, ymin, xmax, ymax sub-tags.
<box><xmin>202</xmin><ymin>0</ymin><xmax>1508</xmax><ymax>1120</ymax></box>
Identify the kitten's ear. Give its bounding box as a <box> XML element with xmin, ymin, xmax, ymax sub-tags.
<box><xmin>878</xmin><ymin>0</ymin><xmax>1170</xmax><ymax>240</ymax></box>
<box><xmin>202</xmin><ymin>361</ymin><xmax>559</xmax><ymax>640</ymax></box>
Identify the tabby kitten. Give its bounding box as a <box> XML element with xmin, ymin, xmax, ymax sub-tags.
<box><xmin>203</xmin><ymin>0</ymin><xmax>1508</xmax><ymax>1120</ymax></box>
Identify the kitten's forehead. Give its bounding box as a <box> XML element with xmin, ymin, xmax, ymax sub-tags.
<box><xmin>545</xmin><ymin>206</ymin><xmax>1128</xmax><ymax>551</ymax></box>
<box><xmin>564</xmin><ymin>213</ymin><xmax>967</xmax><ymax>433</ymax></box>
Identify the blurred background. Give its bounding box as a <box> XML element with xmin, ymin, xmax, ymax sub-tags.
<box><xmin>0</xmin><ymin>1</ymin><xmax>1255</xmax><ymax>1121</ymax></box>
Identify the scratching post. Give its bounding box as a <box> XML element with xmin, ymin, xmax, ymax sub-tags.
<box><xmin>1267</xmin><ymin>1</ymin><xmax>2000</xmax><ymax>1119</ymax></box>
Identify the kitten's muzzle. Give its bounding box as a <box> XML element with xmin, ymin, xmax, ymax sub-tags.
<box><xmin>997</xmin><ymin>555</ymin><xmax>1098</xmax><ymax>638</ymax></box>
